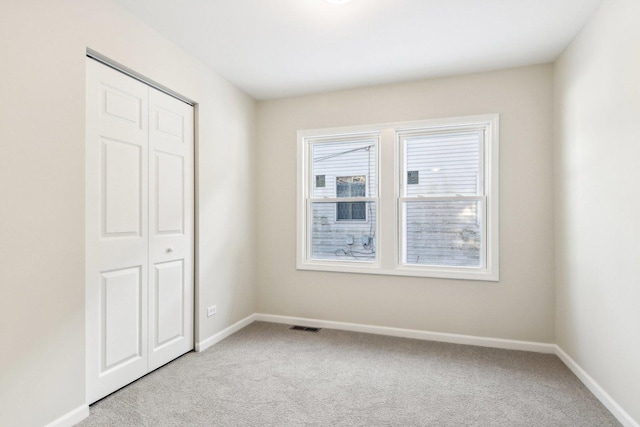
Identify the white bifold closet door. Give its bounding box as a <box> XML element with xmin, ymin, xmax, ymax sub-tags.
<box><xmin>85</xmin><ymin>58</ymin><xmax>194</xmax><ymax>404</ymax></box>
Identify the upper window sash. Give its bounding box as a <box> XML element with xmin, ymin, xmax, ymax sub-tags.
<box><xmin>307</xmin><ymin>133</ymin><xmax>380</xmax><ymax>200</ymax></box>
<box><xmin>398</xmin><ymin>126</ymin><xmax>486</xmax><ymax>199</ymax></box>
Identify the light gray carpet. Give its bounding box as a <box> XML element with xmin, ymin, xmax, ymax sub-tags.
<box><xmin>79</xmin><ymin>322</ymin><xmax>619</xmax><ymax>426</ymax></box>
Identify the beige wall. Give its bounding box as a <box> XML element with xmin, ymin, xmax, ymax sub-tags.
<box><xmin>554</xmin><ymin>0</ymin><xmax>640</xmax><ymax>423</ymax></box>
<box><xmin>5</xmin><ymin>0</ymin><xmax>638</xmax><ymax>424</ymax></box>
<box><xmin>257</xmin><ymin>65</ymin><xmax>555</xmax><ymax>343</ymax></box>
<box><xmin>0</xmin><ymin>1</ymin><xmax>257</xmax><ymax>425</ymax></box>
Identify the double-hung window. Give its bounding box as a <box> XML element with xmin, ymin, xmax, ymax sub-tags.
<box><xmin>302</xmin><ymin>134</ymin><xmax>379</xmax><ymax>263</ymax></box>
<box><xmin>297</xmin><ymin>115</ymin><xmax>499</xmax><ymax>281</ymax></box>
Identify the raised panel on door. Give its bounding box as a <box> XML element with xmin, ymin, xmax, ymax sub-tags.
<box><xmin>102</xmin><ymin>138</ymin><xmax>142</xmax><ymax>237</ymax></box>
<box><xmin>102</xmin><ymin>85</ymin><xmax>143</xmax><ymax>128</ymax></box>
<box><xmin>153</xmin><ymin>260</ymin><xmax>185</xmax><ymax>350</ymax></box>
<box><xmin>155</xmin><ymin>152</ymin><xmax>184</xmax><ymax>235</ymax></box>
<box><xmin>148</xmin><ymin>87</ymin><xmax>194</xmax><ymax>371</ymax></box>
<box><xmin>86</xmin><ymin>58</ymin><xmax>149</xmax><ymax>404</ymax></box>
<box><xmin>101</xmin><ymin>266</ymin><xmax>143</xmax><ymax>372</ymax></box>
<box><xmin>155</xmin><ymin>107</ymin><xmax>184</xmax><ymax>140</ymax></box>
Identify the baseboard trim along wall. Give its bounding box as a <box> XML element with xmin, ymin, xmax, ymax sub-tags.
<box><xmin>43</xmin><ymin>404</ymin><xmax>89</xmax><ymax>427</ymax></box>
<box><xmin>195</xmin><ymin>314</ymin><xmax>257</xmax><ymax>352</ymax></box>
<box><xmin>555</xmin><ymin>346</ymin><xmax>639</xmax><ymax>427</ymax></box>
<box><xmin>178</xmin><ymin>313</ymin><xmax>639</xmax><ymax>427</ymax></box>
<box><xmin>253</xmin><ymin>313</ymin><xmax>556</xmax><ymax>353</ymax></box>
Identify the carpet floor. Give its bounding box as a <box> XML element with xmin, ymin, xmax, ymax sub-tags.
<box><xmin>79</xmin><ymin>321</ymin><xmax>619</xmax><ymax>426</ymax></box>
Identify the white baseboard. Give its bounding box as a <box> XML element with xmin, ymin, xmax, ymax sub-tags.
<box><xmin>195</xmin><ymin>313</ymin><xmax>257</xmax><ymax>352</ymax></box>
<box><xmin>555</xmin><ymin>346</ymin><xmax>639</xmax><ymax>427</ymax></box>
<box><xmin>253</xmin><ymin>313</ymin><xmax>556</xmax><ymax>354</ymax></box>
<box><xmin>43</xmin><ymin>404</ymin><xmax>89</xmax><ymax>427</ymax></box>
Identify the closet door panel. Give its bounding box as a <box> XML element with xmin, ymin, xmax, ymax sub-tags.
<box><xmin>86</xmin><ymin>58</ymin><xmax>149</xmax><ymax>404</ymax></box>
<box><xmin>148</xmin><ymin>87</ymin><xmax>194</xmax><ymax>371</ymax></box>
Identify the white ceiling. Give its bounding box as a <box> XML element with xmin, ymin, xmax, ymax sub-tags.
<box><xmin>113</xmin><ymin>0</ymin><xmax>602</xmax><ymax>100</ymax></box>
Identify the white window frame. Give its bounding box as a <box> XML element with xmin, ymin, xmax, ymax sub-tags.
<box><xmin>297</xmin><ymin>114</ymin><xmax>499</xmax><ymax>281</ymax></box>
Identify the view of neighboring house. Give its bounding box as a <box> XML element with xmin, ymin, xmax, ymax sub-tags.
<box><xmin>310</xmin><ymin>130</ymin><xmax>482</xmax><ymax>267</ymax></box>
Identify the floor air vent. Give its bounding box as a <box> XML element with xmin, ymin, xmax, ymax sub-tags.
<box><xmin>290</xmin><ymin>325</ymin><xmax>321</xmax><ymax>333</ymax></box>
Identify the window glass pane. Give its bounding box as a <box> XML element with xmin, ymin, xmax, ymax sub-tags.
<box><xmin>311</xmin><ymin>202</ymin><xmax>376</xmax><ymax>262</ymax></box>
<box><xmin>404</xmin><ymin>132</ymin><xmax>481</xmax><ymax>196</ymax></box>
<box><xmin>403</xmin><ymin>200</ymin><xmax>482</xmax><ymax>267</ymax></box>
<box><xmin>312</xmin><ymin>140</ymin><xmax>377</xmax><ymax>197</ymax></box>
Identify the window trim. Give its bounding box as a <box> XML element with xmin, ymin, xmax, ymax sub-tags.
<box><xmin>297</xmin><ymin>114</ymin><xmax>499</xmax><ymax>281</ymax></box>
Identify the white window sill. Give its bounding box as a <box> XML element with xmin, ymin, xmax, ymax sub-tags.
<box><xmin>296</xmin><ymin>261</ymin><xmax>499</xmax><ymax>282</ymax></box>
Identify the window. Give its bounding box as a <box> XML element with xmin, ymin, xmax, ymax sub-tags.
<box><xmin>336</xmin><ymin>176</ymin><xmax>366</xmax><ymax>221</ymax></box>
<box><xmin>399</xmin><ymin>129</ymin><xmax>484</xmax><ymax>268</ymax></box>
<box><xmin>297</xmin><ymin>114</ymin><xmax>499</xmax><ymax>281</ymax></box>
<box><xmin>304</xmin><ymin>135</ymin><xmax>378</xmax><ymax>263</ymax></box>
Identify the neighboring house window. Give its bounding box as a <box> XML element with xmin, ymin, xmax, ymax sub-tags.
<box><xmin>336</xmin><ymin>176</ymin><xmax>366</xmax><ymax>221</ymax></box>
<box><xmin>297</xmin><ymin>114</ymin><xmax>499</xmax><ymax>281</ymax></box>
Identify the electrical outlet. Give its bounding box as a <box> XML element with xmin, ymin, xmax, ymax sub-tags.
<box><xmin>207</xmin><ymin>305</ymin><xmax>217</xmax><ymax>317</ymax></box>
